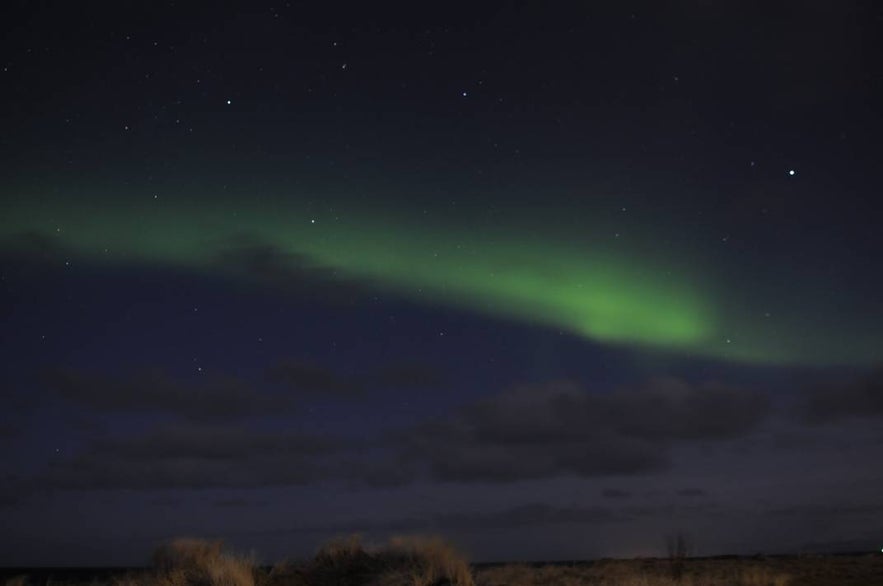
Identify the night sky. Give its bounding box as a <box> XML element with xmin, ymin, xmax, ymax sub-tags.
<box><xmin>2</xmin><ymin>0</ymin><xmax>883</xmax><ymax>566</ymax></box>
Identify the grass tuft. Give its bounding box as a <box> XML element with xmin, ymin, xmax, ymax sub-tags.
<box><xmin>150</xmin><ymin>538</ymin><xmax>255</xmax><ymax>586</ymax></box>
<box><xmin>302</xmin><ymin>533</ymin><xmax>474</xmax><ymax>586</ymax></box>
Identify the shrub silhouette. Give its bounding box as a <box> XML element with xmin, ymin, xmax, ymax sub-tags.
<box><xmin>151</xmin><ymin>538</ymin><xmax>255</xmax><ymax>586</ymax></box>
<box><xmin>303</xmin><ymin>534</ymin><xmax>474</xmax><ymax>586</ymax></box>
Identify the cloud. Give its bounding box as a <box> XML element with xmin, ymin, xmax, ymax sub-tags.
<box><xmin>676</xmin><ymin>488</ymin><xmax>707</xmax><ymax>498</ymax></box>
<box><xmin>44</xmin><ymin>357</ymin><xmax>448</xmax><ymax>420</ymax></box>
<box><xmin>25</xmin><ymin>374</ymin><xmax>770</xmax><ymax>492</ymax></box>
<box><xmin>89</xmin><ymin>422</ymin><xmax>336</xmax><ymax>461</ymax></box>
<box><xmin>389</xmin><ymin>377</ymin><xmax>770</xmax><ymax>483</ymax></box>
<box><xmin>43</xmin><ymin>368</ymin><xmax>297</xmax><ymax>420</ymax></box>
<box><xmin>0</xmin><ymin>231</ymin><xmax>67</xmax><ymax>263</ymax></box>
<box><xmin>267</xmin><ymin>360</ymin><xmax>361</xmax><ymax>397</ymax></box>
<box><xmin>0</xmin><ymin>423</ymin><xmax>22</xmax><ymax>441</ymax></box>
<box><xmin>149</xmin><ymin>496</ymin><xmax>182</xmax><ymax>508</ymax></box>
<box><xmin>612</xmin><ymin>377</ymin><xmax>770</xmax><ymax>440</ymax></box>
<box><xmin>362</xmin><ymin>363</ymin><xmax>447</xmax><ymax>390</ymax></box>
<box><xmin>433</xmin><ymin>503</ymin><xmax>625</xmax><ymax>529</ymax></box>
<box><xmin>213</xmin><ymin>237</ymin><xmax>370</xmax><ymax>304</ymax></box>
<box><xmin>213</xmin><ymin>498</ymin><xmax>252</xmax><ymax>508</ymax></box>
<box><xmin>0</xmin><ymin>472</ymin><xmax>34</xmax><ymax>508</ymax></box>
<box><xmin>245</xmin><ymin>500</ymin><xmax>724</xmax><ymax>539</ymax></box>
<box><xmin>267</xmin><ymin>359</ymin><xmax>447</xmax><ymax>397</ymax></box>
<box><xmin>769</xmin><ymin>502</ymin><xmax>883</xmax><ymax>518</ymax></box>
<box><xmin>801</xmin><ymin>367</ymin><xmax>883</xmax><ymax>423</ymax></box>
<box><xmin>40</xmin><ymin>422</ymin><xmax>344</xmax><ymax>490</ymax></box>
<box><xmin>246</xmin><ymin>503</ymin><xmax>629</xmax><ymax>537</ymax></box>
<box><xmin>601</xmin><ymin>488</ymin><xmax>632</xmax><ymax>499</ymax></box>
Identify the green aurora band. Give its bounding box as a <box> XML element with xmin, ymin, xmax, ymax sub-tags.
<box><xmin>2</xmin><ymin>195</ymin><xmax>879</xmax><ymax>366</ymax></box>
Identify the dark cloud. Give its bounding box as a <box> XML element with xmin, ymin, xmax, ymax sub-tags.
<box><xmin>213</xmin><ymin>498</ymin><xmax>251</xmax><ymax>508</ymax></box>
<box><xmin>44</xmin><ymin>358</ymin><xmax>447</xmax><ymax>421</ymax></box>
<box><xmin>0</xmin><ymin>384</ymin><xmax>39</xmax><ymax>414</ymax></box>
<box><xmin>267</xmin><ymin>359</ymin><xmax>447</xmax><ymax>397</ymax></box>
<box><xmin>601</xmin><ymin>488</ymin><xmax>632</xmax><ymax>499</ymax></box>
<box><xmin>0</xmin><ymin>473</ymin><xmax>33</xmax><ymax>509</ymax></box>
<box><xmin>0</xmin><ymin>231</ymin><xmax>67</xmax><ymax>263</ymax></box>
<box><xmin>38</xmin><ymin>422</ymin><xmax>345</xmax><ymax>490</ymax></box>
<box><xmin>676</xmin><ymin>488</ymin><xmax>707</xmax><ymax>498</ymax></box>
<box><xmin>613</xmin><ymin>378</ymin><xmax>770</xmax><ymax>441</ymax></box>
<box><xmin>149</xmin><ymin>496</ymin><xmax>182</xmax><ymax>508</ymax></box>
<box><xmin>21</xmin><ymin>375</ymin><xmax>771</xmax><ymax>492</ymax></box>
<box><xmin>0</xmin><ymin>423</ymin><xmax>22</xmax><ymax>441</ymax></box>
<box><xmin>267</xmin><ymin>360</ymin><xmax>361</xmax><ymax>396</ymax></box>
<box><xmin>798</xmin><ymin>535</ymin><xmax>883</xmax><ymax>554</ymax></box>
<box><xmin>801</xmin><ymin>367</ymin><xmax>883</xmax><ymax>423</ymax></box>
<box><xmin>248</xmin><ymin>500</ymin><xmax>722</xmax><ymax>539</ymax></box>
<box><xmin>402</xmin><ymin>427</ymin><xmax>665</xmax><ymax>482</ymax></box>
<box><xmin>434</xmin><ymin>503</ymin><xmax>625</xmax><ymax>530</ymax></box>
<box><xmin>362</xmin><ymin>363</ymin><xmax>447</xmax><ymax>390</ymax></box>
<box><xmin>213</xmin><ymin>237</ymin><xmax>370</xmax><ymax>304</ymax></box>
<box><xmin>43</xmin><ymin>368</ymin><xmax>297</xmax><ymax>420</ymax></box>
<box><xmin>89</xmin><ymin>422</ymin><xmax>336</xmax><ymax>461</ymax></box>
<box><xmin>769</xmin><ymin>502</ymin><xmax>883</xmax><ymax>518</ymax></box>
<box><xmin>391</xmin><ymin>378</ymin><xmax>770</xmax><ymax>483</ymax></box>
<box><xmin>434</xmin><ymin>501</ymin><xmax>727</xmax><ymax>530</ymax></box>
<box><xmin>249</xmin><ymin>503</ymin><xmax>628</xmax><ymax>537</ymax></box>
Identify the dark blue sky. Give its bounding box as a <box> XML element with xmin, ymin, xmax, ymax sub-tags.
<box><xmin>2</xmin><ymin>0</ymin><xmax>883</xmax><ymax>565</ymax></box>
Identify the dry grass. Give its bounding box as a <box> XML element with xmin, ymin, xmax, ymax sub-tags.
<box><xmin>149</xmin><ymin>538</ymin><xmax>256</xmax><ymax>586</ymax></box>
<box><xmin>382</xmin><ymin>535</ymin><xmax>475</xmax><ymax>586</ymax></box>
<box><xmin>303</xmin><ymin>533</ymin><xmax>474</xmax><ymax>586</ymax></box>
<box><xmin>263</xmin><ymin>560</ymin><xmax>309</xmax><ymax>586</ymax></box>
<box><xmin>6</xmin><ymin>538</ymin><xmax>882</xmax><ymax>586</ymax></box>
<box><xmin>475</xmin><ymin>559</ymin><xmax>795</xmax><ymax>586</ymax></box>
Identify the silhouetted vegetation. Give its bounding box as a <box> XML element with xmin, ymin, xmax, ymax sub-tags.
<box><xmin>5</xmin><ymin>536</ymin><xmax>883</xmax><ymax>586</ymax></box>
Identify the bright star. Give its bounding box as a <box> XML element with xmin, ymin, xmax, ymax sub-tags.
<box><xmin>788</xmin><ymin>169</ymin><xmax>796</xmax><ymax>176</ymax></box>
<box><xmin>226</xmin><ymin>99</ymin><xmax>232</xmax><ymax>105</ymax></box>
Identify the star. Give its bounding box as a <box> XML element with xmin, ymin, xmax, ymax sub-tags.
<box><xmin>226</xmin><ymin>99</ymin><xmax>232</xmax><ymax>105</ymax></box>
<box><xmin>788</xmin><ymin>169</ymin><xmax>796</xmax><ymax>176</ymax></box>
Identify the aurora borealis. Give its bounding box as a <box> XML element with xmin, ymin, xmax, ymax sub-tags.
<box><xmin>3</xmin><ymin>193</ymin><xmax>880</xmax><ymax>365</ymax></box>
<box><xmin>3</xmin><ymin>0</ymin><xmax>883</xmax><ymax>566</ymax></box>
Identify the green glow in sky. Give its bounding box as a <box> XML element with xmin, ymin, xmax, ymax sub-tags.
<box><xmin>2</xmin><ymin>194</ymin><xmax>879</xmax><ymax>366</ymax></box>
